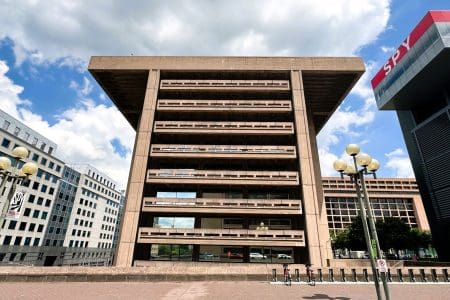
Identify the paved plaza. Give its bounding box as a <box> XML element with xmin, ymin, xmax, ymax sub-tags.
<box><xmin>0</xmin><ymin>281</ymin><xmax>449</xmax><ymax>300</ymax></box>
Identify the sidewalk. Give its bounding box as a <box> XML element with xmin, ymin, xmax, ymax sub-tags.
<box><xmin>0</xmin><ymin>281</ymin><xmax>449</xmax><ymax>300</ymax></box>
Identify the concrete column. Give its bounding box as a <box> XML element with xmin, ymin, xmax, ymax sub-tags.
<box><xmin>115</xmin><ymin>69</ymin><xmax>160</xmax><ymax>267</ymax></box>
<box><xmin>290</xmin><ymin>70</ymin><xmax>332</xmax><ymax>267</ymax></box>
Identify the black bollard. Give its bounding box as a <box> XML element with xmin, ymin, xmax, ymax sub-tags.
<box><xmin>397</xmin><ymin>269</ymin><xmax>403</xmax><ymax>282</ymax></box>
<box><xmin>295</xmin><ymin>268</ymin><xmax>300</xmax><ymax>282</ymax></box>
<box><xmin>317</xmin><ymin>268</ymin><xmax>323</xmax><ymax>282</ymax></box>
<box><xmin>340</xmin><ymin>268</ymin><xmax>346</xmax><ymax>282</ymax></box>
<box><xmin>408</xmin><ymin>269</ymin><xmax>416</xmax><ymax>282</ymax></box>
<box><xmin>443</xmin><ymin>269</ymin><xmax>449</xmax><ymax>282</ymax></box>
<box><xmin>431</xmin><ymin>269</ymin><xmax>438</xmax><ymax>282</ymax></box>
<box><xmin>420</xmin><ymin>269</ymin><xmax>427</xmax><ymax>282</ymax></box>
<box><xmin>387</xmin><ymin>269</ymin><xmax>392</xmax><ymax>282</ymax></box>
<box><xmin>351</xmin><ymin>268</ymin><xmax>357</xmax><ymax>282</ymax></box>
<box><xmin>329</xmin><ymin>269</ymin><xmax>334</xmax><ymax>282</ymax></box>
<box><xmin>363</xmin><ymin>268</ymin><xmax>369</xmax><ymax>282</ymax></box>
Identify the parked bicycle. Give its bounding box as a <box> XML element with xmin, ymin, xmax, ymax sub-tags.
<box><xmin>283</xmin><ymin>263</ymin><xmax>292</xmax><ymax>286</ymax></box>
<box><xmin>306</xmin><ymin>263</ymin><xmax>315</xmax><ymax>286</ymax></box>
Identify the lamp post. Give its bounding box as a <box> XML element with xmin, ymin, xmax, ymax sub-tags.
<box><xmin>333</xmin><ymin>144</ymin><xmax>389</xmax><ymax>300</ymax></box>
<box><xmin>0</xmin><ymin>146</ymin><xmax>38</xmax><ymax>230</ymax></box>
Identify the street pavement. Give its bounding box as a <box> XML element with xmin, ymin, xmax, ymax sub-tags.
<box><xmin>0</xmin><ymin>281</ymin><xmax>449</xmax><ymax>299</ymax></box>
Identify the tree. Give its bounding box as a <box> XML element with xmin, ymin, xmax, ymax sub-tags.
<box><xmin>375</xmin><ymin>217</ymin><xmax>411</xmax><ymax>252</ymax></box>
<box><xmin>331</xmin><ymin>230</ymin><xmax>350</xmax><ymax>250</ymax></box>
<box><xmin>346</xmin><ymin>217</ymin><xmax>367</xmax><ymax>250</ymax></box>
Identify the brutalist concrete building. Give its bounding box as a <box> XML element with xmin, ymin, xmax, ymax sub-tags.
<box><xmin>89</xmin><ymin>56</ymin><xmax>364</xmax><ymax>267</ymax></box>
<box><xmin>371</xmin><ymin>11</ymin><xmax>450</xmax><ymax>260</ymax></box>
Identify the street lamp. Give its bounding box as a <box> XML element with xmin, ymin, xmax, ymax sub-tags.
<box><xmin>333</xmin><ymin>144</ymin><xmax>390</xmax><ymax>300</ymax></box>
<box><xmin>0</xmin><ymin>146</ymin><xmax>38</xmax><ymax>227</ymax></box>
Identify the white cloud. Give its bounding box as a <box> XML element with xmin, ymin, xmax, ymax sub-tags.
<box><xmin>317</xmin><ymin>61</ymin><xmax>377</xmax><ymax>176</ymax></box>
<box><xmin>0</xmin><ymin>60</ymin><xmax>134</xmax><ymax>187</ymax></box>
<box><xmin>380</xmin><ymin>45</ymin><xmax>395</xmax><ymax>53</ymax></box>
<box><xmin>0</xmin><ymin>0</ymin><xmax>390</xmax><ymax>67</ymax></box>
<box><xmin>384</xmin><ymin>148</ymin><xmax>415</xmax><ymax>178</ymax></box>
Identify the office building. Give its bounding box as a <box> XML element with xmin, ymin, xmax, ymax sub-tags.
<box><xmin>371</xmin><ymin>10</ymin><xmax>450</xmax><ymax>260</ymax></box>
<box><xmin>0</xmin><ymin>110</ymin><xmax>123</xmax><ymax>266</ymax></box>
<box><xmin>0</xmin><ymin>110</ymin><xmax>64</xmax><ymax>264</ymax></box>
<box><xmin>323</xmin><ymin>177</ymin><xmax>430</xmax><ymax>234</ymax></box>
<box><xmin>89</xmin><ymin>56</ymin><xmax>364</xmax><ymax>266</ymax></box>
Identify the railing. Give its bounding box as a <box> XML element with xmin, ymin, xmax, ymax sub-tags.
<box><xmin>150</xmin><ymin>144</ymin><xmax>296</xmax><ymax>159</ymax></box>
<box><xmin>159</xmin><ymin>80</ymin><xmax>290</xmax><ymax>91</ymax></box>
<box><xmin>147</xmin><ymin>169</ymin><xmax>299</xmax><ymax>186</ymax></box>
<box><xmin>153</xmin><ymin>121</ymin><xmax>294</xmax><ymax>135</ymax></box>
<box><xmin>157</xmin><ymin>99</ymin><xmax>292</xmax><ymax>112</ymax></box>
<box><xmin>138</xmin><ymin>227</ymin><xmax>305</xmax><ymax>246</ymax></box>
<box><xmin>142</xmin><ymin>197</ymin><xmax>302</xmax><ymax>214</ymax></box>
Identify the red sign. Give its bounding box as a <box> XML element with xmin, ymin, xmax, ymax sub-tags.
<box><xmin>371</xmin><ymin>11</ymin><xmax>450</xmax><ymax>89</ymax></box>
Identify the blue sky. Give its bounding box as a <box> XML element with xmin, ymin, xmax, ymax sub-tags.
<box><xmin>0</xmin><ymin>1</ymin><xmax>449</xmax><ymax>187</ymax></box>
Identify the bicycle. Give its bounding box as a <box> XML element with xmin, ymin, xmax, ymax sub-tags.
<box><xmin>283</xmin><ymin>264</ymin><xmax>292</xmax><ymax>286</ymax></box>
<box><xmin>306</xmin><ymin>264</ymin><xmax>316</xmax><ymax>286</ymax></box>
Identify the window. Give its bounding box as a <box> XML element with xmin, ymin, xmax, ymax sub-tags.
<box><xmin>32</xmin><ymin>182</ymin><xmax>39</xmax><ymax>190</ymax></box>
<box><xmin>27</xmin><ymin>195</ymin><xmax>35</xmax><ymax>204</ymax></box>
<box><xmin>32</xmin><ymin>210</ymin><xmax>40</xmax><ymax>218</ymax></box>
<box><xmin>48</xmin><ymin>161</ymin><xmax>55</xmax><ymax>169</ymax></box>
<box><xmin>3</xmin><ymin>236</ymin><xmax>12</xmax><ymax>245</ymax></box>
<box><xmin>49</xmin><ymin>187</ymin><xmax>55</xmax><ymax>195</ymax></box>
<box><xmin>33</xmin><ymin>238</ymin><xmax>40</xmax><ymax>246</ymax></box>
<box><xmin>28</xmin><ymin>223</ymin><xmax>35</xmax><ymax>232</ymax></box>
<box><xmin>40</xmin><ymin>185</ymin><xmax>47</xmax><ymax>193</ymax></box>
<box><xmin>24</xmin><ymin>237</ymin><xmax>31</xmax><ymax>246</ymax></box>
<box><xmin>8</xmin><ymin>220</ymin><xmax>17</xmax><ymax>230</ymax></box>
<box><xmin>69</xmin><ymin>240</ymin><xmax>73</xmax><ymax>247</ymax></box>
<box><xmin>56</xmin><ymin>165</ymin><xmax>61</xmax><ymax>172</ymax></box>
<box><xmin>24</xmin><ymin>132</ymin><xmax>30</xmax><ymax>142</ymax></box>
<box><xmin>48</xmin><ymin>147</ymin><xmax>53</xmax><ymax>155</ymax></box>
<box><xmin>23</xmin><ymin>208</ymin><xmax>31</xmax><ymax>217</ymax></box>
<box><xmin>37</xmin><ymin>197</ymin><xmax>43</xmax><ymax>205</ymax></box>
<box><xmin>1</xmin><ymin>138</ymin><xmax>10</xmax><ymax>148</ymax></box>
<box><xmin>14</xmin><ymin>236</ymin><xmax>22</xmax><ymax>246</ymax></box>
<box><xmin>41</xmin><ymin>157</ymin><xmax>47</xmax><ymax>166</ymax></box>
<box><xmin>2</xmin><ymin>120</ymin><xmax>10</xmax><ymax>130</ymax></box>
<box><xmin>32</xmin><ymin>153</ymin><xmax>39</xmax><ymax>162</ymax></box>
<box><xmin>37</xmin><ymin>225</ymin><xmax>43</xmax><ymax>232</ymax></box>
<box><xmin>19</xmin><ymin>222</ymin><xmax>26</xmax><ymax>231</ymax></box>
<box><xmin>45</xmin><ymin>199</ymin><xmax>51</xmax><ymax>207</ymax></box>
<box><xmin>13</xmin><ymin>126</ymin><xmax>20</xmax><ymax>136</ymax></box>
<box><xmin>40</xmin><ymin>142</ymin><xmax>46</xmax><ymax>151</ymax></box>
<box><xmin>41</xmin><ymin>212</ymin><xmax>48</xmax><ymax>220</ymax></box>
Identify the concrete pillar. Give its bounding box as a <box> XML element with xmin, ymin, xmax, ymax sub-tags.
<box><xmin>290</xmin><ymin>70</ymin><xmax>332</xmax><ymax>267</ymax></box>
<box><xmin>115</xmin><ymin>69</ymin><xmax>160</xmax><ymax>267</ymax></box>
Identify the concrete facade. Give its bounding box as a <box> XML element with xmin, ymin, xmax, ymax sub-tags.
<box><xmin>89</xmin><ymin>56</ymin><xmax>364</xmax><ymax>267</ymax></box>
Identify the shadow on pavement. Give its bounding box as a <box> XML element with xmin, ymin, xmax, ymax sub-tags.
<box><xmin>303</xmin><ymin>294</ymin><xmax>351</xmax><ymax>300</ymax></box>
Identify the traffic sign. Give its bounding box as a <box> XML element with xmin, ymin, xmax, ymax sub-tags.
<box><xmin>377</xmin><ymin>259</ymin><xmax>388</xmax><ymax>273</ymax></box>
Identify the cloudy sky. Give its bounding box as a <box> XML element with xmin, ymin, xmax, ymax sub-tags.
<box><xmin>0</xmin><ymin>0</ymin><xmax>448</xmax><ymax>188</ymax></box>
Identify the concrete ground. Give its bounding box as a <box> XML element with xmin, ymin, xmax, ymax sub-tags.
<box><xmin>0</xmin><ymin>282</ymin><xmax>449</xmax><ymax>300</ymax></box>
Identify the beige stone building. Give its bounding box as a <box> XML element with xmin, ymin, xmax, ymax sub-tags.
<box><xmin>89</xmin><ymin>56</ymin><xmax>364</xmax><ymax>267</ymax></box>
<box><xmin>323</xmin><ymin>177</ymin><xmax>430</xmax><ymax>235</ymax></box>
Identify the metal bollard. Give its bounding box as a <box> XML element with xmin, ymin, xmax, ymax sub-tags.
<box><xmin>420</xmin><ymin>269</ymin><xmax>427</xmax><ymax>282</ymax></box>
<box><xmin>387</xmin><ymin>269</ymin><xmax>392</xmax><ymax>282</ymax></box>
<box><xmin>317</xmin><ymin>268</ymin><xmax>323</xmax><ymax>282</ymax></box>
<box><xmin>272</xmin><ymin>269</ymin><xmax>277</xmax><ymax>282</ymax></box>
<box><xmin>351</xmin><ymin>268</ymin><xmax>357</xmax><ymax>282</ymax></box>
<box><xmin>408</xmin><ymin>269</ymin><xmax>416</xmax><ymax>282</ymax></box>
<box><xmin>397</xmin><ymin>269</ymin><xmax>403</xmax><ymax>282</ymax></box>
<box><xmin>340</xmin><ymin>268</ymin><xmax>346</xmax><ymax>282</ymax></box>
<box><xmin>431</xmin><ymin>269</ymin><xmax>438</xmax><ymax>282</ymax></box>
<box><xmin>443</xmin><ymin>269</ymin><xmax>449</xmax><ymax>282</ymax></box>
<box><xmin>363</xmin><ymin>268</ymin><xmax>369</xmax><ymax>282</ymax></box>
<box><xmin>329</xmin><ymin>269</ymin><xmax>334</xmax><ymax>282</ymax></box>
<box><xmin>295</xmin><ymin>269</ymin><xmax>300</xmax><ymax>282</ymax></box>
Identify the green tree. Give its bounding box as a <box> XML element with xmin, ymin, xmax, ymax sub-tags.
<box><xmin>375</xmin><ymin>217</ymin><xmax>411</xmax><ymax>253</ymax></box>
<box><xmin>331</xmin><ymin>230</ymin><xmax>350</xmax><ymax>250</ymax></box>
<box><xmin>346</xmin><ymin>217</ymin><xmax>367</xmax><ymax>250</ymax></box>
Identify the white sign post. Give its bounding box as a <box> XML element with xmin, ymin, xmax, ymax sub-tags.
<box><xmin>377</xmin><ymin>259</ymin><xmax>388</xmax><ymax>273</ymax></box>
<box><xmin>7</xmin><ymin>190</ymin><xmax>26</xmax><ymax>219</ymax></box>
